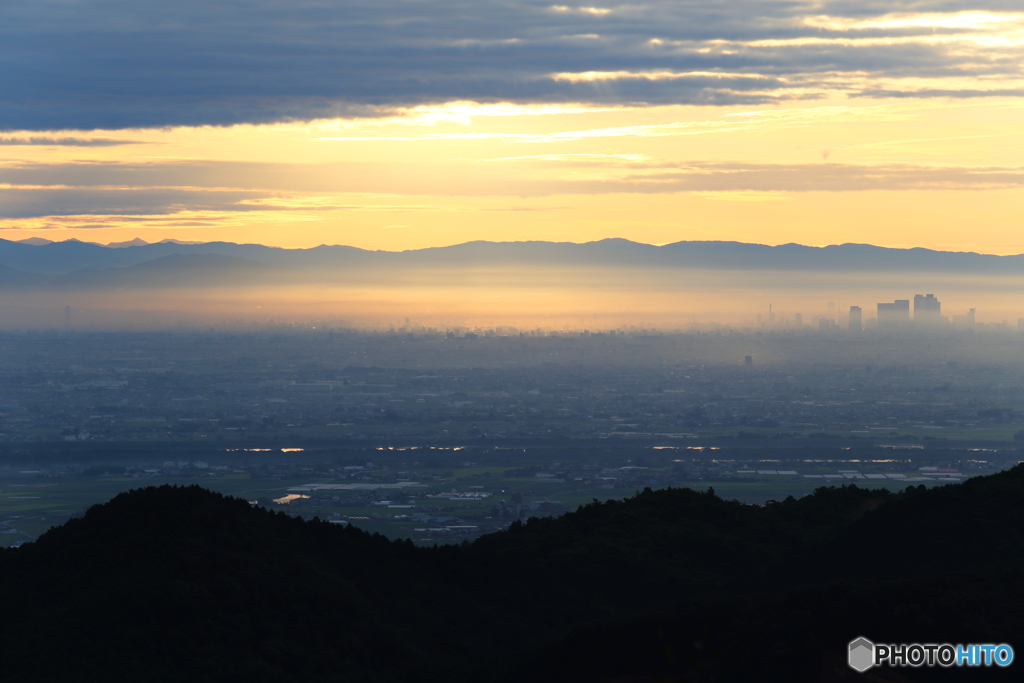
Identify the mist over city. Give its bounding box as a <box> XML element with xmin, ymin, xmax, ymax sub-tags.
<box><xmin>3</xmin><ymin>237</ymin><xmax>1024</xmax><ymax>332</ymax></box>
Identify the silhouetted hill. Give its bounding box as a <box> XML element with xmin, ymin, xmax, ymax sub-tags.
<box><xmin>2</xmin><ymin>469</ymin><xmax>1023</xmax><ymax>682</ymax></box>
<box><xmin>0</xmin><ymin>486</ymin><xmax>503</xmax><ymax>683</ymax></box>
<box><xmin>821</xmin><ymin>465</ymin><xmax>1024</xmax><ymax>581</ymax></box>
<box><xmin>466</xmin><ymin>484</ymin><xmax>898</xmax><ymax>617</ymax></box>
<box><xmin>506</xmin><ymin>468</ymin><xmax>1024</xmax><ymax>683</ymax></box>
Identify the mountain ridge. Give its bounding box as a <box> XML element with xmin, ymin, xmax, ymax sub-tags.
<box><xmin>0</xmin><ymin>237</ymin><xmax>1021</xmax><ymax>277</ymax></box>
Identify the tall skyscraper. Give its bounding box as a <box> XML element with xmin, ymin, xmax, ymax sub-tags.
<box><xmin>914</xmin><ymin>294</ymin><xmax>941</xmax><ymax>327</ymax></box>
<box><xmin>877</xmin><ymin>300</ymin><xmax>910</xmax><ymax>331</ymax></box>
<box><xmin>848</xmin><ymin>306</ymin><xmax>862</xmax><ymax>331</ymax></box>
<box><xmin>64</xmin><ymin>305</ymin><xmax>71</xmax><ymax>329</ymax></box>
<box><xmin>952</xmin><ymin>308</ymin><xmax>976</xmax><ymax>328</ymax></box>
<box><xmin>794</xmin><ymin>313</ymin><xmax>802</xmax><ymax>327</ymax></box>
<box><xmin>896</xmin><ymin>299</ymin><xmax>909</xmax><ymax>320</ymax></box>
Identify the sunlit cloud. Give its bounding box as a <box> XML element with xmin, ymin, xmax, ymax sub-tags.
<box><xmin>239</xmin><ymin>196</ymin><xmax>454</xmax><ymax>212</ymax></box>
<box><xmin>377</xmin><ymin>102</ymin><xmax>621</xmax><ymax>128</ymax></box>
<box><xmin>843</xmin><ymin>131</ymin><xmax>1024</xmax><ymax>153</ymax></box>
<box><xmin>5</xmin><ymin>158</ymin><xmax>1024</xmax><ymax>226</ymax></box>
<box><xmin>0</xmin><ymin>137</ymin><xmax>145</xmax><ymax>147</ymax></box>
<box><xmin>550</xmin><ymin>71</ymin><xmax>777</xmax><ymax>82</ymax></box>
<box><xmin>318</xmin><ymin>102</ymin><xmax>921</xmax><ymax>143</ymax></box>
<box><xmin>479</xmin><ymin>153</ymin><xmax>650</xmax><ymax>163</ymax></box>
<box><xmin>694</xmin><ymin>191</ymin><xmax>791</xmax><ymax>202</ymax></box>
<box><xmin>550</xmin><ymin>6</ymin><xmax>613</xmax><ymax>16</ymax></box>
<box><xmin>740</xmin><ymin>33</ymin><xmax>1024</xmax><ymax>48</ymax></box>
<box><xmin>0</xmin><ymin>209</ymin><xmax>323</xmax><ymax>232</ymax></box>
<box><xmin>803</xmin><ymin>11</ymin><xmax>1024</xmax><ymax>32</ymax></box>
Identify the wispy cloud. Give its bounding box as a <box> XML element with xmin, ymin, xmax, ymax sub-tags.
<box><xmin>694</xmin><ymin>191</ymin><xmax>791</xmax><ymax>202</ymax></box>
<box><xmin>478</xmin><ymin>153</ymin><xmax>650</xmax><ymax>163</ymax></box>
<box><xmin>0</xmin><ymin>137</ymin><xmax>145</xmax><ymax>147</ymax></box>
<box><xmin>550</xmin><ymin>71</ymin><xmax>778</xmax><ymax>83</ymax></box>
<box><xmin>3</xmin><ymin>158</ymin><xmax>1024</xmax><ymax>225</ymax></box>
<box><xmin>317</xmin><ymin>102</ymin><xmax>917</xmax><ymax>143</ymax></box>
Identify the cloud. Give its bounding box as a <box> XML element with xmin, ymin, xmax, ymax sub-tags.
<box><xmin>3</xmin><ymin>1</ymin><xmax>1024</xmax><ymax>130</ymax></box>
<box><xmin>694</xmin><ymin>191</ymin><xmax>791</xmax><ymax>202</ymax></box>
<box><xmin>609</xmin><ymin>161</ymin><xmax>1024</xmax><ymax>193</ymax></box>
<box><xmin>479</xmin><ymin>153</ymin><xmax>650</xmax><ymax>163</ymax></box>
<box><xmin>0</xmin><ymin>186</ymin><xmax>267</xmax><ymax>219</ymax></box>
<box><xmin>0</xmin><ymin>137</ymin><xmax>145</xmax><ymax>147</ymax></box>
<box><xmin>317</xmin><ymin>102</ymin><xmax>916</xmax><ymax>143</ymax></box>
<box><xmin>3</xmin><ymin>159</ymin><xmax>1024</xmax><ymax>222</ymax></box>
<box><xmin>854</xmin><ymin>88</ymin><xmax>1024</xmax><ymax>99</ymax></box>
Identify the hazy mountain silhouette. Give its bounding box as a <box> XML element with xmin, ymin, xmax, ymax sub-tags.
<box><xmin>0</xmin><ymin>262</ymin><xmax>47</xmax><ymax>286</ymax></box>
<box><xmin>104</xmin><ymin>237</ymin><xmax>152</xmax><ymax>248</ymax></box>
<box><xmin>60</xmin><ymin>253</ymin><xmax>280</xmax><ymax>289</ymax></box>
<box><xmin>2</xmin><ymin>467</ymin><xmax>1023</xmax><ymax>682</ymax></box>
<box><xmin>0</xmin><ymin>253</ymin><xmax>282</xmax><ymax>290</ymax></box>
<box><xmin>1</xmin><ymin>237</ymin><xmax>1022</xmax><ymax>277</ymax></box>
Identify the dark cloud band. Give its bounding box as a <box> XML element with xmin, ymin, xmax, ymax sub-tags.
<box><xmin>3</xmin><ymin>1</ymin><xmax>1022</xmax><ymax>130</ymax></box>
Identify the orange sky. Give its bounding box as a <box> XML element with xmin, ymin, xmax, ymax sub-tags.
<box><xmin>4</xmin><ymin>6</ymin><xmax>1024</xmax><ymax>254</ymax></box>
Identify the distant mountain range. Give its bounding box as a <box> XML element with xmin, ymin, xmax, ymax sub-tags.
<box><xmin>13</xmin><ymin>237</ymin><xmax>206</xmax><ymax>248</ymax></box>
<box><xmin>0</xmin><ymin>253</ymin><xmax>278</xmax><ymax>289</ymax></box>
<box><xmin>0</xmin><ymin>237</ymin><xmax>1021</xmax><ymax>289</ymax></box>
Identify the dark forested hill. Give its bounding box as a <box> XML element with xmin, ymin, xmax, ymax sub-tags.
<box><xmin>2</xmin><ymin>469</ymin><xmax>1023</xmax><ymax>682</ymax></box>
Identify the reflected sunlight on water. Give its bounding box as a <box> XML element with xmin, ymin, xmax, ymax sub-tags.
<box><xmin>271</xmin><ymin>494</ymin><xmax>310</xmax><ymax>505</ymax></box>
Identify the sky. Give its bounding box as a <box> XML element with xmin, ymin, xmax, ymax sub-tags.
<box><xmin>2</xmin><ymin>1</ymin><xmax>1024</xmax><ymax>253</ymax></box>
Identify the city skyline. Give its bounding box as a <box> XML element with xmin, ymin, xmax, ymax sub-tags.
<box><xmin>1</xmin><ymin>237</ymin><xmax>1022</xmax><ymax>329</ymax></box>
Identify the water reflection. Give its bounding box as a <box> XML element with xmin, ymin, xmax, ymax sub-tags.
<box><xmin>272</xmin><ymin>494</ymin><xmax>310</xmax><ymax>505</ymax></box>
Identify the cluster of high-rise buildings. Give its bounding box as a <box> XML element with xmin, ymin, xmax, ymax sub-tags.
<box><xmin>759</xmin><ymin>294</ymin><xmax>988</xmax><ymax>332</ymax></box>
<box><xmin>866</xmin><ymin>294</ymin><xmax>977</xmax><ymax>332</ymax></box>
<box><xmin>873</xmin><ymin>294</ymin><xmax>938</xmax><ymax>331</ymax></box>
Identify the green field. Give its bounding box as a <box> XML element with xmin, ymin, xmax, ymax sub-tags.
<box><xmin>0</xmin><ymin>460</ymin><xmax>980</xmax><ymax>547</ymax></box>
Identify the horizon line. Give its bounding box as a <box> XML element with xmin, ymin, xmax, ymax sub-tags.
<box><xmin>3</xmin><ymin>236</ymin><xmax>1023</xmax><ymax>258</ymax></box>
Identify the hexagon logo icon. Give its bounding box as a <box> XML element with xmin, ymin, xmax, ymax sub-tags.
<box><xmin>848</xmin><ymin>637</ymin><xmax>875</xmax><ymax>672</ymax></box>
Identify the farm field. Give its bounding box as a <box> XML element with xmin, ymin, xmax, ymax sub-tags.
<box><xmin>0</xmin><ymin>456</ymin><xmax>992</xmax><ymax>547</ymax></box>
